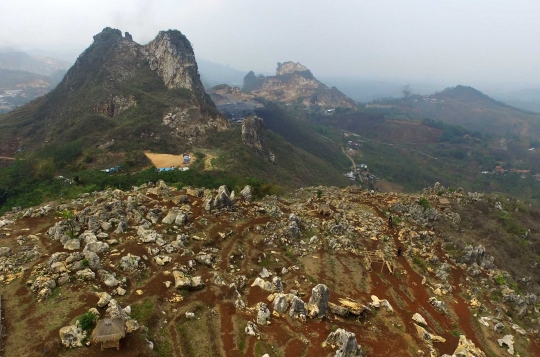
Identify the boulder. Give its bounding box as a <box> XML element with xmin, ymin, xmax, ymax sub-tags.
<box><xmin>497</xmin><ymin>335</ymin><xmax>514</xmax><ymax>355</ymax></box>
<box><xmin>83</xmin><ymin>251</ymin><xmax>101</xmax><ymax>270</ymax></box>
<box><xmin>289</xmin><ymin>295</ymin><xmax>307</xmax><ymax>320</ymax></box>
<box><xmin>0</xmin><ymin>246</ymin><xmax>12</xmax><ymax>257</ymax></box>
<box><xmin>103</xmin><ymin>274</ymin><xmax>120</xmax><ymax>287</ymax></box>
<box><xmin>272</xmin><ymin>276</ymin><xmax>283</xmax><ymax>292</ymax></box>
<box><xmin>240</xmin><ymin>185</ymin><xmax>252</xmax><ymax>202</ymax></box>
<box><xmin>76</xmin><ymin>268</ymin><xmax>95</xmax><ymax>281</ymax></box>
<box><xmin>251</xmin><ymin>277</ymin><xmax>274</xmax><ymax>292</ymax></box>
<box><xmin>125</xmin><ymin>318</ymin><xmax>140</xmax><ymax>333</ymax></box>
<box><xmin>175</xmin><ymin>213</ymin><xmax>188</xmax><ymax>225</ymax></box>
<box><xmin>446</xmin><ymin>335</ymin><xmax>486</xmax><ymax>357</ymax></box>
<box><xmin>245</xmin><ymin>321</ymin><xmax>260</xmax><ymax>337</ymax></box>
<box><xmin>100</xmin><ymin>221</ymin><xmax>113</xmax><ymax>231</ymax></box>
<box><xmin>63</xmin><ymin>239</ymin><xmax>81</xmax><ymax>250</ymax></box>
<box><xmin>59</xmin><ymin>325</ymin><xmax>85</xmax><ymax>348</ymax></box>
<box><xmin>195</xmin><ymin>252</ymin><xmax>213</xmax><ymax>267</ymax></box>
<box><xmin>324</xmin><ymin>328</ymin><xmax>362</xmax><ymax>357</ymax></box>
<box><xmin>173</xmin><ymin>271</ymin><xmax>204</xmax><ymax>290</ymax></box>
<box><xmin>162</xmin><ymin>209</ymin><xmax>179</xmax><ymax>224</ymax></box>
<box><xmin>119</xmin><ymin>254</ymin><xmax>140</xmax><ymax>271</ymax></box>
<box><xmin>106</xmin><ymin>299</ymin><xmax>127</xmax><ymax>319</ymax></box>
<box><xmin>83</xmin><ymin>241</ymin><xmax>109</xmax><ymax>254</ymax></box>
<box><xmin>154</xmin><ymin>255</ymin><xmax>172</xmax><ymax>266</ymax></box>
<box><xmin>370</xmin><ymin>295</ymin><xmax>393</xmax><ymax>312</ymax></box>
<box><xmin>96</xmin><ymin>292</ymin><xmax>112</xmax><ymax>307</ymax></box>
<box><xmin>307</xmin><ymin>284</ymin><xmax>330</xmax><ymax>318</ymax></box>
<box><xmin>273</xmin><ymin>293</ymin><xmax>289</xmax><ymax>314</ymax></box>
<box><xmin>256</xmin><ymin>302</ymin><xmax>271</xmax><ymax>325</ymax></box>
<box><xmin>415</xmin><ymin>324</ymin><xmax>446</xmax><ymax>343</ymax></box>
<box><xmin>412</xmin><ymin>313</ymin><xmax>428</xmax><ymax>326</ymax></box>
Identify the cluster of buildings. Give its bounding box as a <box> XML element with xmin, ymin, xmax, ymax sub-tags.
<box><xmin>482</xmin><ymin>166</ymin><xmax>540</xmax><ymax>180</ymax></box>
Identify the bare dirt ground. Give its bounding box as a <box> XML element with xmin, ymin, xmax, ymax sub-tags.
<box><xmin>144</xmin><ymin>152</ymin><xmax>195</xmax><ymax>168</ymax></box>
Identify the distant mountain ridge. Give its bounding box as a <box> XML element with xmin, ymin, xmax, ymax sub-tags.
<box><xmin>0</xmin><ymin>51</ymin><xmax>71</xmax><ymax>76</ymax></box>
<box><xmin>372</xmin><ymin>85</ymin><xmax>540</xmax><ymax>141</ymax></box>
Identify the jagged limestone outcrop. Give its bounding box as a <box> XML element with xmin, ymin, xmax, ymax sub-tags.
<box><xmin>0</xmin><ymin>27</ymin><xmax>230</xmax><ymax>153</ymax></box>
<box><xmin>241</xmin><ymin>115</ymin><xmax>274</xmax><ymax>161</ymax></box>
<box><xmin>241</xmin><ymin>61</ymin><xmax>356</xmax><ymax>108</ymax></box>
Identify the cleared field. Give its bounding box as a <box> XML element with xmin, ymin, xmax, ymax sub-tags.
<box><xmin>144</xmin><ymin>151</ymin><xmax>195</xmax><ymax>168</ymax></box>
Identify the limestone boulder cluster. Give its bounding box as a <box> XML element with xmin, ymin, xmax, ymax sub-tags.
<box><xmin>1</xmin><ymin>181</ymin><xmax>538</xmax><ymax>355</ymax></box>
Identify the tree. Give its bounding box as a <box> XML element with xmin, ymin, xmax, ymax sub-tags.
<box><xmin>61</xmin><ymin>209</ymin><xmax>78</xmax><ymax>238</ymax></box>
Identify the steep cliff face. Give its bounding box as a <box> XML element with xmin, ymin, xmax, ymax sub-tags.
<box><xmin>144</xmin><ymin>30</ymin><xmax>212</xmax><ymax>106</ymax></box>
<box><xmin>242</xmin><ymin>61</ymin><xmax>356</xmax><ymax>109</ymax></box>
<box><xmin>241</xmin><ymin>116</ymin><xmax>274</xmax><ymax>161</ymax></box>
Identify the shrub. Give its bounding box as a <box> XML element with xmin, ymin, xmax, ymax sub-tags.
<box><xmin>78</xmin><ymin>311</ymin><xmax>96</xmax><ymax>332</ymax></box>
<box><xmin>495</xmin><ymin>274</ymin><xmax>507</xmax><ymax>285</ymax></box>
<box><xmin>419</xmin><ymin>198</ymin><xmax>430</xmax><ymax>211</ymax></box>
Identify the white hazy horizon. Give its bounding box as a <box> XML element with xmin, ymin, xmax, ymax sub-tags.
<box><xmin>1</xmin><ymin>0</ymin><xmax>540</xmax><ymax>89</ymax></box>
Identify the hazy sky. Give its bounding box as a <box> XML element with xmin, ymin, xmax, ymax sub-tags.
<box><xmin>1</xmin><ymin>0</ymin><xmax>539</xmax><ymax>86</ymax></box>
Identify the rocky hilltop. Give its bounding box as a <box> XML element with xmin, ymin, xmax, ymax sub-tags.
<box><xmin>210</xmin><ymin>62</ymin><xmax>356</xmax><ymax>108</ymax></box>
<box><xmin>1</xmin><ymin>182</ymin><xmax>539</xmax><ymax>356</ymax></box>
<box><xmin>0</xmin><ymin>27</ymin><xmax>229</xmax><ymax>157</ymax></box>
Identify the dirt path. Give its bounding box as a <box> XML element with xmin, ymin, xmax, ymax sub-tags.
<box><xmin>341</xmin><ymin>145</ymin><xmax>356</xmax><ymax>170</ymax></box>
<box><xmin>204</xmin><ymin>153</ymin><xmax>215</xmax><ymax>170</ymax></box>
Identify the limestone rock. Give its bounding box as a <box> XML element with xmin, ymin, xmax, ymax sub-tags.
<box><xmin>120</xmin><ymin>254</ymin><xmax>140</xmax><ymax>271</ymax></box>
<box><xmin>448</xmin><ymin>335</ymin><xmax>486</xmax><ymax>357</ymax></box>
<box><xmin>497</xmin><ymin>335</ymin><xmax>514</xmax><ymax>355</ymax></box>
<box><xmin>415</xmin><ymin>324</ymin><xmax>446</xmax><ymax>343</ymax></box>
<box><xmin>370</xmin><ymin>295</ymin><xmax>393</xmax><ymax>312</ymax></box>
<box><xmin>256</xmin><ymin>302</ymin><xmax>271</xmax><ymax>325</ymax></box>
<box><xmin>0</xmin><ymin>246</ymin><xmax>12</xmax><ymax>256</ymax></box>
<box><xmin>173</xmin><ymin>271</ymin><xmax>204</xmax><ymax>290</ymax></box>
<box><xmin>245</xmin><ymin>321</ymin><xmax>260</xmax><ymax>337</ymax></box>
<box><xmin>125</xmin><ymin>318</ymin><xmax>140</xmax><ymax>333</ymax></box>
<box><xmin>103</xmin><ymin>274</ymin><xmax>119</xmax><ymax>287</ymax></box>
<box><xmin>83</xmin><ymin>241</ymin><xmax>109</xmax><ymax>254</ymax></box>
<box><xmin>240</xmin><ymin>185</ymin><xmax>252</xmax><ymax>202</ymax></box>
<box><xmin>324</xmin><ymin>328</ymin><xmax>362</xmax><ymax>357</ymax></box>
<box><xmin>412</xmin><ymin>313</ymin><xmax>428</xmax><ymax>326</ymax></box>
<box><xmin>307</xmin><ymin>284</ymin><xmax>330</xmax><ymax>318</ymax></box>
<box><xmin>76</xmin><ymin>268</ymin><xmax>95</xmax><ymax>281</ymax></box>
<box><xmin>59</xmin><ymin>325</ymin><xmax>85</xmax><ymax>348</ymax></box>
<box><xmin>96</xmin><ymin>292</ymin><xmax>112</xmax><ymax>308</ymax></box>
<box><xmin>289</xmin><ymin>295</ymin><xmax>307</xmax><ymax>320</ymax></box>
<box><xmin>63</xmin><ymin>239</ymin><xmax>81</xmax><ymax>250</ymax></box>
<box><xmin>273</xmin><ymin>293</ymin><xmax>289</xmax><ymax>314</ymax></box>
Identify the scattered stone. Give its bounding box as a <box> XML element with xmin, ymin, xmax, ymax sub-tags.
<box><xmin>96</xmin><ymin>292</ymin><xmax>112</xmax><ymax>307</ymax></box>
<box><xmin>245</xmin><ymin>321</ymin><xmax>260</xmax><ymax>337</ymax></box>
<box><xmin>497</xmin><ymin>335</ymin><xmax>514</xmax><ymax>355</ymax></box>
<box><xmin>256</xmin><ymin>302</ymin><xmax>271</xmax><ymax>325</ymax></box>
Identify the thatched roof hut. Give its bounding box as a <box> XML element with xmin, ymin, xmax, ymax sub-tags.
<box><xmin>91</xmin><ymin>318</ymin><xmax>126</xmax><ymax>350</ymax></box>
